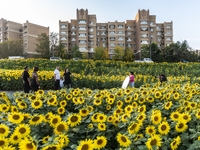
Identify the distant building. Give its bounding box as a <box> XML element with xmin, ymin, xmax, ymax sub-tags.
<box><xmin>59</xmin><ymin>9</ymin><xmax>173</xmax><ymax>59</ymax></box>
<box><xmin>0</xmin><ymin>18</ymin><xmax>49</xmax><ymax>55</ymax></box>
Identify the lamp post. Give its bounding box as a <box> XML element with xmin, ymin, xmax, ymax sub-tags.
<box><xmin>149</xmin><ymin>37</ymin><xmax>152</xmax><ymax>60</ymax></box>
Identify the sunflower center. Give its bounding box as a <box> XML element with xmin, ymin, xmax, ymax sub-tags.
<box><xmin>49</xmin><ymin>98</ymin><xmax>54</xmax><ymax>103</ymax></box>
<box><xmin>161</xmin><ymin>125</ymin><xmax>166</xmax><ymax>131</ymax></box>
<box><xmin>71</xmin><ymin>116</ymin><xmax>78</xmax><ymax>122</ymax></box>
<box><xmin>14</xmin><ymin>136</ymin><xmax>18</xmax><ymax>140</ymax></box>
<box><xmin>173</xmin><ymin>114</ymin><xmax>178</xmax><ymax>119</ymax></box>
<box><xmin>81</xmin><ymin>144</ymin><xmax>89</xmax><ymax>150</ymax></box>
<box><xmin>149</xmin><ymin>129</ymin><xmax>153</xmax><ymax>133</ymax></box>
<box><xmin>116</xmin><ymin>109</ymin><xmax>121</xmax><ymax>113</ymax></box>
<box><xmin>19</xmin><ymin>128</ymin><xmax>26</xmax><ymax>134</ymax></box>
<box><xmin>121</xmin><ymin>136</ymin><xmax>127</xmax><ymax>142</ymax></box>
<box><xmin>154</xmin><ymin>116</ymin><xmax>158</xmax><ymax>121</ymax></box>
<box><xmin>97</xmin><ymin>139</ymin><xmax>103</xmax><ymax>145</ymax></box>
<box><xmin>183</xmin><ymin>116</ymin><xmax>188</xmax><ymax>120</ymax></box>
<box><xmin>2</xmin><ymin>107</ymin><xmax>7</xmax><ymax>110</ymax></box>
<box><xmin>150</xmin><ymin>139</ymin><xmax>157</xmax><ymax>146</ymax></box>
<box><xmin>130</xmin><ymin>124</ymin><xmax>136</xmax><ymax>130</ymax></box>
<box><xmin>140</xmin><ymin>107</ymin><xmax>144</xmax><ymax>112</ymax></box>
<box><xmin>127</xmin><ymin>108</ymin><xmax>131</xmax><ymax>111</ymax></box>
<box><xmin>13</xmin><ymin>115</ymin><xmax>20</xmax><ymax>120</ymax></box>
<box><xmin>34</xmin><ymin>102</ymin><xmax>40</xmax><ymax>106</ymax></box>
<box><xmin>82</xmin><ymin>110</ymin><xmax>87</xmax><ymax>114</ymax></box>
<box><xmin>0</xmin><ymin>140</ymin><xmax>5</xmax><ymax>146</ymax></box>
<box><xmin>99</xmin><ymin>116</ymin><xmax>103</xmax><ymax>120</ymax></box>
<box><xmin>57</xmin><ymin>124</ymin><xmax>65</xmax><ymax>132</ymax></box>
<box><xmin>172</xmin><ymin>141</ymin><xmax>177</xmax><ymax>146</ymax></box>
<box><xmin>32</xmin><ymin>117</ymin><xmax>40</xmax><ymax>122</ymax></box>
<box><xmin>20</xmin><ymin>103</ymin><xmax>26</xmax><ymax>106</ymax></box>
<box><xmin>26</xmin><ymin>143</ymin><xmax>34</xmax><ymax>149</ymax></box>
<box><xmin>0</xmin><ymin>128</ymin><xmax>5</xmax><ymax>133</ymax></box>
<box><xmin>53</xmin><ymin>118</ymin><xmax>58</xmax><ymax>124</ymax></box>
<box><xmin>178</xmin><ymin>123</ymin><xmax>184</xmax><ymax>129</ymax></box>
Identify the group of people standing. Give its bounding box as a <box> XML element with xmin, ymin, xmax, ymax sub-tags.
<box><xmin>22</xmin><ymin>66</ymin><xmax>72</xmax><ymax>93</ymax></box>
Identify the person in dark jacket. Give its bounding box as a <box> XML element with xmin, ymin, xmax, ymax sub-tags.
<box><xmin>159</xmin><ymin>74</ymin><xmax>167</xmax><ymax>83</ymax></box>
<box><xmin>22</xmin><ymin>66</ymin><xmax>31</xmax><ymax>93</ymax></box>
<box><xmin>31</xmin><ymin>66</ymin><xmax>40</xmax><ymax>92</ymax></box>
<box><xmin>63</xmin><ymin>68</ymin><xmax>72</xmax><ymax>88</ymax></box>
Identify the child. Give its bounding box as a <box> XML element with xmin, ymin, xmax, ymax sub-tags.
<box><xmin>129</xmin><ymin>72</ymin><xmax>134</xmax><ymax>87</ymax></box>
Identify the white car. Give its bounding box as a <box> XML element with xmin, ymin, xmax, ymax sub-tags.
<box><xmin>50</xmin><ymin>57</ymin><xmax>62</xmax><ymax>61</ymax></box>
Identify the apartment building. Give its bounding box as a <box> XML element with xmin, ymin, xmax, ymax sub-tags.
<box><xmin>0</xmin><ymin>18</ymin><xmax>49</xmax><ymax>55</ymax></box>
<box><xmin>59</xmin><ymin>9</ymin><xmax>173</xmax><ymax>58</ymax></box>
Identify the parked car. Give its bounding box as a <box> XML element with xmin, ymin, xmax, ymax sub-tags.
<box><xmin>50</xmin><ymin>57</ymin><xmax>62</xmax><ymax>61</ymax></box>
<box><xmin>135</xmin><ymin>58</ymin><xmax>153</xmax><ymax>63</ymax></box>
<box><xmin>72</xmin><ymin>57</ymin><xmax>82</xmax><ymax>61</ymax></box>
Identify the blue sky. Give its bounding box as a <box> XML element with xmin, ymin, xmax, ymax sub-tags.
<box><xmin>1</xmin><ymin>0</ymin><xmax>200</xmax><ymax>49</ymax></box>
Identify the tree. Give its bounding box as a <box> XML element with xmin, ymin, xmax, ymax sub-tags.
<box><xmin>55</xmin><ymin>42</ymin><xmax>66</xmax><ymax>59</ymax></box>
<box><xmin>0</xmin><ymin>40</ymin><xmax>23</xmax><ymax>58</ymax></box>
<box><xmin>49</xmin><ymin>32</ymin><xmax>59</xmax><ymax>57</ymax></box>
<box><xmin>112</xmin><ymin>46</ymin><xmax>124</xmax><ymax>61</ymax></box>
<box><xmin>93</xmin><ymin>46</ymin><xmax>108</xmax><ymax>60</ymax></box>
<box><xmin>70</xmin><ymin>45</ymin><xmax>82</xmax><ymax>58</ymax></box>
<box><xmin>124</xmin><ymin>48</ymin><xmax>134</xmax><ymax>61</ymax></box>
<box><xmin>35</xmin><ymin>33</ymin><xmax>50</xmax><ymax>58</ymax></box>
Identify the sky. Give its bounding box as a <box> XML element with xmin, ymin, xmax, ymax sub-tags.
<box><xmin>1</xmin><ymin>0</ymin><xmax>200</xmax><ymax>49</ymax></box>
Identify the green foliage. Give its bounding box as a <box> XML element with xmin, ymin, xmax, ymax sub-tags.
<box><xmin>35</xmin><ymin>33</ymin><xmax>50</xmax><ymax>58</ymax></box>
<box><xmin>93</xmin><ymin>46</ymin><xmax>108</xmax><ymax>60</ymax></box>
<box><xmin>113</xmin><ymin>46</ymin><xmax>124</xmax><ymax>60</ymax></box>
<box><xmin>70</xmin><ymin>45</ymin><xmax>82</xmax><ymax>58</ymax></box>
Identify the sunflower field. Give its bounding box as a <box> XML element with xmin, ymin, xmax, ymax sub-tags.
<box><xmin>1</xmin><ymin>59</ymin><xmax>200</xmax><ymax>149</ymax></box>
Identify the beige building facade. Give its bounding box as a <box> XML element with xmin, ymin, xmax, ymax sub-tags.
<box><xmin>59</xmin><ymin>9</ymin><xmax>173</xmax><ymax>58</ymax></box>
<box><xmin>0</xmin><ymin>18</ymin><xmax>49</xmax><ymax>55</ymax></box>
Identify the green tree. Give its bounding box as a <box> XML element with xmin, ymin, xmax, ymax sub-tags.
<box><xmin>112</xmin><ymin>46</ymin><xmax>124</xmax><ymax>61</ymax></box>
<box><xmin>124</xmin><ymin>47</ymin><xmax>134</xmax><ymax>61</ymax></box>
<box><xmin>55</xmin><ymin>42</ymin><xmax>66</xmax><ymax>59</ymax></box>
<box><xmin>93</xmin><ymin>46</ymin><xmax>108</xmax><ymax>60</ymax></box>
<box><xmin>35</xmin><ymin>33</ymin><xmax>50</xmax><ymax>58</ymax></box>
<box><xmin>49</xmin><ymin>32</ymin><xmax>58</xmax><ymax>57</ymax></box>
<box><xmin>70</xmin><ymin>45</ymin><xmax>82</xmax><ymax>58</ymax></box>
<box><xmin>0</xmin><ymin>40</ymin><xmax>23</xmax><ymax>58</ymax></box>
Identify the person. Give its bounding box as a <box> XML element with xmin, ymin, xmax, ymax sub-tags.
<box><xmin>54</xmin><ymin>66</ymin><xmax>60</xmax><ymax>90</ymax></box>
<box><xmin>159</xmin><ymin>74</ymin><xmax>167</xmax><ymax>83</ymax></box>
<box><xmin>63</xmin><ymin>68</ymin><xmax>72</xmax><ymax>88</ymax></box>
<box><xmin>129</xmin><ymin>71</ymin><xmax>134</xmax><ymax>88</ymax></box>
<box><xmin>22</xmin><ymin>66</ymin><xmax>31</xmax><ymax>93</ymax></box>
<box><xmin>31</xmin><ymin>66</ymin><xmax>40</xmax><ymax>92</ymax></box>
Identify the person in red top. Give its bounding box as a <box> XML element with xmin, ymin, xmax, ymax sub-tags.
<box><xmin>129</xmin><ymin>72</ymin><xmax>134</xmax><ymax>87</ymax></box>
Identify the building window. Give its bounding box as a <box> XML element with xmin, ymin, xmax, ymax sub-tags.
<box><xmin>166</xmin><ymin>25</ymin><xmax>171</xmax><ymax>29</ymax></box>
<box><xmin>150</xmin><ymin>28</ymin><xmax>154</xmax><ymax>32</ymax></box>
<box><xmin>101</xmin><ymin>38</ymin><xmax>106</xmax><ymax>41</ymax></box>
<box><xmin>110</xmin><ymin>37</ymin><xmax>115</xmax><ymax>41</ymax></box>
<box><xmin>79</xmin><ymin>47</ymin><xmax>86</xmax><ymax>50</ymax></box>
<box><xmin>79</xmin><ymin>40</ymin><xmax>86</xmax><ymax>44</ymax></box>
<box><xmin>157</xmin><ymin>32</ymin><xmax>161</xmax><ymax>36</ymax></box>
<box><xmin>140</xmin><ymin>27</ymin><xmax>148</xmax><ymax>31</ymax></box>
<box><xmin>110</xmin><ymin>49</ymin><xmax>114</xmax><ymax>53</ymax></box>
<box><xmin>79</xmin><ymin>20</ymin><xmax>86</xmax><ymax>24</ymax></box>
<box><xmin>127</xmin><ymin>32</ymin><xmax>132</xmax><ymax>35</ymax></box>
<box><xmin>89</xmin><ymin>34</ymin><xmax>94</xmax><ymax>38</ymax></box>
<box><xmin>127</xmin><ymin>38</ymin><xmax>131</xmax><ymax>41</ymax></box>
<box><xmin>110</xmin><ymin>31</ymin><xmax>115</xmax><ymax>34</ymax></box>
<box><xmin>61</xmin><ymin>37</ymin><xmax>67</xmax><ymax>40</ymax></box>
<box><xmin>156</xmin><ymin>26</ymin><xmax>161</xmax><ymax>30</ymax></box>
<box><xmin>127</xmin><ymin>44</ymin><xmax>132</xmax><ymax>48</ymax></box>
<box><xmin>71</xmin><ymin>26</ymin><xmax>76</xmax><ymax>29</ymax></box>
<box><xmin>140</xmin><ymin>20</ymin><xmax>148</xmax><ymax>24</ymax></box>
<box><xmin>166</xmin><ymin>32</ymin><xmax>171</xmax><ymax>35</ymax></box>
<box><xmin>101</xmin><ymin>32</ymin><xmax>106</xmax><ymax>35</ymax></box>
<box><xmin>79</xmin><ymin>27</ymin><xmax>86</xmax><ymax>30</ymax></box>
<box><xmin>157</xmin><ymin>38</ymin><xmax>161</xmax><ymax>42</ymax></box>
<box><xmin>90</xmin><ymin>21</ymin><xmax>93</xmax><ymax>25</ymax></box>
<box><xmin>118</xmin><ymin>25</ymin><xmax>123</xmax><ymax>28</ymax></box>
<box><xmin>141</xmin><ymin>34</ymin><xmax>148</xmax><ymax>38</ymax></box>
<box><xmin>118</xmin><ymin>43</ymin><xmax>124</xmax><ymax>46</ymax></box>
<box><xmin>127</xmin><ymin>26</ymin><xmax>131</xmax><ymax>29</ymax></box>
<box><xmin>118</xmin><ymin>37</ymin><xmax>124</xmax><ymax>41</ymax></box>
<box><xmin>150</xmin><ymin>22</ymin><xmax>154</xmax><ymax>25</ymax></box>
<box><xmin>61</xmin><ymin>31</ymin><xmax>67</xmax><ymax>35</ymax></box>
<box><xmin>102</xmin><ymin>43</ymin><xmax>106</xmax><ymax>47</ymax></box>
<box><xmin>118</xmin><ymin>31</ymin><xmax>123</xmax><ymax>34</ymax></box>
<box><xmin>109</xmin><ymin>25</ymin><xmax>115</xmax><ymax>29</ymax></box>
<box><xmin>166</xmin><ymin>37</ymin><xmax>172</xmax><ymax>41</ymax></box>
<box><xmin>61</xmin><ymin>25</ymin><xmax>67</xmax><ymax>28</ymax></box>
<box><xmin>110</xmin><ymin>43</ymin><xmax>115</xmax><ymax>47</ymax></box>
<box><xmin>141</xmin><ymin>40</ymin><xmax>148</xmax><ymax>44</ymax></box>
<box><xmin>90</xmin><ymin>28</ymin><xmax>93</xmax><ymax>32</ymax></box>
<box><xmin>71</xmin><ymin>38</ymin><xmax>76</xmax><ymax>41</ymax></box>
<box><xmin>79</xmin><ymin>34</ymin><xmax>86</xmax><ymax>37</ymax></box>
<box><xmin>71</xmin><ymin>32</ymin><xmax>76</xmax><ymax>35</ymax></box>
<box><xmin>166</xmin><ymin>43</ymin><xmax>170</xmax><ymax>46</ymax></box>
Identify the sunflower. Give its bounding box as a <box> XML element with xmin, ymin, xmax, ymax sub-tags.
<box><xmin>175</xmin><ymin>121</ymin><xmax>188</xmax><ymax>133</ymax></box>
<box><xmin>0</xmin><ymin>137</ymin><xmax>8</xmax><ymax>148</ymax></box>
<box><xmin>29</xmin><ymin>95</ymin><xmax>37</xmax><ymax>101</ymax></box>
<box><xmin>14</xmin><ymin>124</ymin><xmax>31</xmax><ymax>138</ymax></box>
<box><xmin>97</xmin><ymin>114</ymin><xmax>107</xmax><ymax>123</ymax></box>
<box><xmin>108</xmin><ymin>93</ymin><xmax>115</xmax><ymax>100</ymax></box>
<box><xmin>72</xmin><ymin>90</ymin><xmax>79</xmax><ymax>97</ymax></box>
<box><xmin>57</xmin><ymin>106</ymin><xmax>65</xmax><ymax>115</ymax></box>
<box><xmin>88</xmin><ymin>123</ymin><xmax>93</xmax><ymax>129</ymax></box>
<box><xmin>170</xmin><ymin>112</ymin><xmax>181</xmax><ymax>122</ymax></box>
<box><xmin>106</xmin><ymin>98</ymin><xmax>114</xmax><ymax>105</ymax></box>
<box><xmin>125</xmin><ymin>96</ymin><xmax>132</xmax><ymax>103</ymax></box>
<box><xmin>78</xmin><ymin>97</ymin><xmax>85</xmax><ymax>104</ymax></box>
<box><xmin>93</xmin><ymin>136</ymin><xmax>107</xmax><ymax>149</ymax></box>
<box><xmin>79</xmin><ymin>108</ymin><xmax>89</xmax><ymax>117</ymax></box>
<box><xmin>128</xmin><ymin>122</ymin><xmax>141</xmax><ymax>134</ymax></box>
<box><xmin>91</xmin><ymin>113</ymin><xmax>99</xmax><ymax>123</ymax></box>
<box><xmin>138</xmin><ymin>105</ymin><xmax>146</xmax><ymax>113</ymax></box>
<box><xmin>60</xmin><ymin>100</ymin><xmax>67</xmax><ymax>107</ymax></box>
<box><xmin>114</xmin><ymin>108</ymin><xmax>123</xmax><ymax>115</ymax></box>
<box><xmin>124</xmin><ymin>105</ymin><xmax>133</xmax><ymax>114</ymax></box>
<box><xmin>98</xmin><ymin>123</ymin><xmax>106</xmax><ymax>131</ymax></box>
<box><xmin>116</xmin><ymin>100</ymin><xmax>123</xmax><ymax>108</ymax></box>
<box><xmin>54</xmin><ymin>121</ymin><xmax>69</xmax><ymax>135</ymax></box>
<box><xmin>106</xmin><ymin>105</ymin><xmax>111</xmax><ymax>110</ymax></box>
<box><xmin>151</xmin><ymin>113</ymin><xmax>162</xmax><ymax>125</ymax></box>
<box><xmin>181</xmin><ymin>113</ymin><xmax>191</xmax><ymax>123</ymax></box>
<box><xmin>146</xmin><ymin>96</ymin><xmax>154</xmax><ymax>103</ymax></box>
<box><xmin>145</xmin><ymin>125</ymin><xmax>156</xmax><ymax>136</ymax></box>
<box><xmin>55</xmin><ymin>133</ymin><xmax>70</xmax><ymax>147</ymax></box>
<box><xmin>72</xmin><ymin>97</ymin><xmax>79</xmax><ymax>105</ymax></box>
<box><xmin>170</xmin><ymin>136</ymin><xmax>181</xmax><ymax>150</ymax></box>
<box><xmin>137</xmin><ymin>113</ymin><xmax>146</xmax><ymax>123</ymax></box>
<box><xmin>36</xmin><ymin>89</ymin><xmax>44</xmax><ymax>95</ymax></box>
<box><xmin>195</xmin><ymin>110</ymin><xmax>200</xmax><ymax>119</ymax></box>
<box><xmin>0</xmin><ymin>124</ymin><xmax>9</xmax><ymax>137</ymax></box>
<box><xmin>173</xmin><ymin>92</ymin><xmax>180</xmax><ymax>100</ymax></box>
<box><xmin>47</xmin><ymin>96</ymin><xmax>57</xmax><ymax>106</ymax></box>
<box><xmin>121</xmin><ymin>113</ymin><xmax>130</xmax><ymax>122</ymax></box>
<box><xmin>17</xmin><ymin>101</ymin><xmax>27</xmax><ymax>110</ymax></box>
<box><xmin>125</xmin><ymin>89</ymin><xmax>131</xmax><ymax>95</ymax></box>
<box><xmin>184</xmin><ymin>106</ymin><xmax>192</xmax><ymax>112</ymax></box>
<box><xmin>158</xmin><ymin>121</ymin><xmax>170</xmax><ymax>135</ymax></box>
<box><xmin>87</xmin><ymin>89</ymin><xmax>92</xmax><ymax>96</ymax></box>
<box><xmin>146</xmin><ymin>134</ymin><xmax>162</xmax><ymax>150</ymax></box>
<box><xmin>134</xmin><ymin>93</ymin><xmax>139</xmax><ymax>100</ymax></box>
<box><xmin>67</xmin><ymin>114</ymin><xmax>82</xmax><ymax>127</ymax></box>
<box><xmin>44</xmin><ymin>112</ymin><xmax>53</xmax><ymax>122</ymax></box>
<box><xmin>116</xmin><ymin>133</ymin><xmax>131</xmax><ymax>147</ymax></box>
<box><xmin>93</xmin><ymin>99</ymin><xmax>102</xmax><ymax>106</ymax></box>
<box><xmin>165</xmin><ymin>93</ymin><xmax>171</xmax><ymax>100</ymax></box>
<box><xmin>31</xmin><ymin>99</ymin><xmax>43</xmax><ymax>109</ymax></box>
<box><xmin>19</xmin><ymin>138</ymin><xmax>37</xmax><ymax>150</ymax></box>
<box><xmin>190</xmin><ymin>102</ymin><xmax>197</xmax><ymax>109</ymax></box>
<box><xmin>42</xmin><ymin>135</ymin><xmax>50</xmax><ymax>144</ymax></box>
<box><xmin>8</xmin><ymin>112</ymin><xmax>24</xmax><ymax>124</ymax></box>
<box><xmin>11</xmin><ymin>106</ymin><xmax>18</xmax><ymax>112</ymax></box>
<box><xmin>9</xmin><ymin>133</ymin><xmax>22</xmax><ymax>145</ymax></box>
<box><xmin>66</xmin><ymin>94</ymin><xmax>73</xmax><ymax>100</ymax></box>
<box><xmin>132</xmin><ymin>102</ymin><xmax>138</xmax><ymax>109</ymax></box>
<box><xmin>29</xmin><ymin>114</ymin><xmax>44</xmax><ymax>126</ymax></box>
<box><xmin>134</xmin><ymin>134</ymin><xmax>144</xmax><ymax>141</ymax></box>
<box><xmin>164</xmin><ymin>101</ymin><xmax>172</xmax><ymax>110</ymax></box>
<box><xmin>0</xmin><ymin>145</ymin><xmax>15</xmax><ymax>150</ymax></box>
<box><xmin>107</xmin><ymin>116</ymin><xmax>114</xmax><ymax>123</ymax></box>
<box><xmin>77</xmin><ymin>139</ymin><xmax>94</xmax><ymax>150</ymax></box>
<box><xmin>0</xmin><ymin>104</ymin><xmax>9</xmax><ymax>113</ymax></box>
<box><xmin>49</xmin><ymin>115</ymin><xmax>62</xmax><ymax>127</ymax></box>
<box><xmin>41</xmin><ymin>144</ymin><xmax>60</xmax><ymax>150</ymax></box>
<box><xmin>87</xmin><ymin>106</ymin><xmax>94</xmax><ymax>113</ymax></box>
